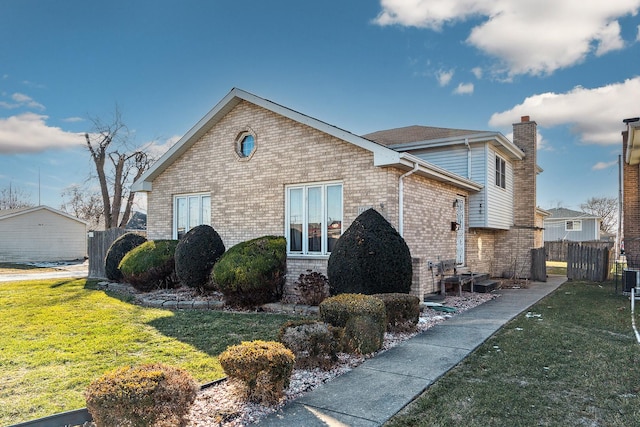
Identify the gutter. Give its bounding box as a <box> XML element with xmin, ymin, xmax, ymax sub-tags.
<box><xmin>398</xmin><ymin>163</ymin><xmax>420</xmax><ymax>237</ymax></box>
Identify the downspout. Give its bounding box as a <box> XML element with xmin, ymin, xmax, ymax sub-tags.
<box><xmin>465</xmin><ymin>138</ymin><xmax>471</xmax><ymax>179</ymax></box>
<box><xmin>399</xmin><ymin>163</ymin><xmax>420</xmax><ymax>237</ymax></box>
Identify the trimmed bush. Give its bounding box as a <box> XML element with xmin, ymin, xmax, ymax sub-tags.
<box><xmin>279</xmin><ymin>321</ymin><xmax>341</xmax><ymax>369</ymax></box>
<box><xmin>119</xmin><ymin>240</ymin><xmax>179</xmax><ymax>292</ymax></box>
<box><xmin>219</xmin><ymin>340</ymin><xmax>295</xmax><ymax>404</ymax></box>
<box><xmin>212</xmin><ymin>236</ymin><xmax>286</xmax><ymax>307</ymax></box>
<box><xmin>327</xmin><ymin>208</ymin><xmax>412</xmax><ymax>295</ymax></box>
<box><xmin>104</xmin><ymin>232</ymin><xmax>147</xmax><ymax>281</ymax></box>
<box><xmin>175</xmin><ymin>224</ymin><xmax>225</xmax><ymax>290</ymax></box>
<box><xmin>291</xmin><ymin>270</ymin><xmax>330</xmax><ymax>305</ymax></box>
<box><xmin>320</xmin><ymin>293</ymin><xmax>386</xmax><ymax>354</ymax></box>
<box><xmin>85</xmin><ymin>362</ymin><xmax>198</xmax><ymax>427</ymax></box>
<box><xmin>372</xmin><ymin>293</ymin><xmax>421</xmax><ymax>332</ymax></box>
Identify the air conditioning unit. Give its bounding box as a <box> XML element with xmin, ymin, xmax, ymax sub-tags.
<box><xmin>624</xmin><ymin>269</ymin><xmax>640</xmax><ymax>293</ymax></box>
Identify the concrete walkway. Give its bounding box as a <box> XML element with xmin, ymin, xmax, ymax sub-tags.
<box><xmin>260</xmin><ymin>276</ymin><xmax>567</xmax><ymax>427</ymax></box>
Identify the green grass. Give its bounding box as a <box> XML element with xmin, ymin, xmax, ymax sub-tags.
<box><xmin>0</xmin><ymin>278</ymin><xmax>302</xmax><ymax>425</ymax></box>
<box><xmin>546</xmin><ymin>260</ymin><xmax>567</xmax><ymax>276</ymax></box>
<box><xmin>386</xmin><ymin>281</ymin><xmax>640</xmax><ymax>426</ymax></box>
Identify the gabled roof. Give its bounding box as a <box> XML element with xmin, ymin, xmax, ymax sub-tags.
<box><xmin>0</xmin><ymin>205</ymin><xmax>88</xmax><ymax>224</ymax></box>
<box><xmin>544</xmin><ymin>207</ymin><xmax>599</xmax><ymax>220</ymax></box>
<box><xmin>131</xmin><ymin>88</ymin><xmax>482</xmax><ymax>193</ymax></box>
<box><xmin>364</xmin><ymin>125</ymin><xmax>525</xmax><ymax>161</ymax></box>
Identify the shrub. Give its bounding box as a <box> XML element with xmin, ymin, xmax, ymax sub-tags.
<box><xmin>212</xmin><ymin>236</ymin><xmax>286</xmax><ymax>307</ymax></box>
<box><xmin>327</xmin><ymin>208</ymin><xmax>412</xmax><ymax>296</ymax></box>
<box><xmin>372</xmin><ymin>293</ymin><xmax>421</xmax><ymax>332</ymax></box>
<box><xmin>104</xmin><ymin>232</ymin><xmax>147</xmax><ymax>281</ymax></box>
<box><xmin>279</xmin><ymin>321</ymin><xmax>341</xmax><ymax>369</ymax></box>
<box><xmin>119</xmin><ymin>240</ymin><xmax>179</xmax><ymax>292</ymax></box>
<box><xmin>320</xmin><ymin>293</ymin><xmax>386</xmax><ymax>354</ymax></box>
<box><xmin>219</xmin><ymin>340</ymin><xmax>295</xmax><ymax>404</ymax></box>
<box><xmin>85</xmin><ymin>362</ymin><xmax>198</xmax><ymax>427</ymax></box>
<box><xmin>291</xmin><ymin>270</ymin><xmax>330</xmax><ymax>305</ymax></box>
<box><xmin>175</xmin><ymin>225</ymin><xmax>225</xmax><ymax>290</ymax></box>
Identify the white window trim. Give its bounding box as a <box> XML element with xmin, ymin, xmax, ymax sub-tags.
<box><xmin>285</xmin><ymin>181</ymin><xmax>343</xmax><ymax>257</ymax></box>
<box><xmin>173</xmin><ymin>192</ymin><xmax>211</xmax><ymax>239</ymax></box>
<box><xmin>495</xmin><ymin>154</ymin><xmax>506</xmax><ymax>189</ymax></box>
<box><xmin>565</xmin><ymin>220</ymin><xmax>582</xmax><ymax>232</ymax></box>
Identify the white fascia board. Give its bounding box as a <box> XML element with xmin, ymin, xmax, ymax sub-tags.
<box><xmin>390</xmin><ymin>132</ymin><xmax>524</xmax><ymax>161</ymax></box>
<box><xmin>392</xmin><ymin>153</ymin><xmax>482</xmax><ymax>192</ymax></box>
<box><xmin>0</xmin><ymin>205</ymin><xmax>88</xmax><ymax>225</ymax></box>
<box><xmin>626</xmin><ymin>121</ymin><xmax>640</xmax><ymax>165</ymax></box>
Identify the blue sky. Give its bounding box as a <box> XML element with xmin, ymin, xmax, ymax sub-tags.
<box><xmin>1</xmin><ymin>0</ymin><xmax>639</xmax><ymax>212</ymax></box>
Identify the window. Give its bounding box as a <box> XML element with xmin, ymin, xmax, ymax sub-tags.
<box><xmin>566</xmin><ymin>220</ymin><xmax>582</xmax><ymax>231</ymax></box>
<box><xmin>495</xmin><ymin>155</ymin><xmax>506</xmax><ymax>189</ymax></box>
<box><xmin>286</xmin><ymin>182</ymin><xmax>342</xmax><ymax>255</ymax></box>
<box><xmin>235</xmin><ymin>130</ymin><xmax>256</xmax><ymax>159</ymax></box>
<box><xmin>174</xmin><ymin>193</ymin><xmax>211</xmax><ymax>239</ymax></box>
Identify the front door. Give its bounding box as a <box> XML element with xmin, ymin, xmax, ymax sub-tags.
<box><xmin>455</xmin><ymin>197</ymin><xmax>465</xmax><ymax>265</ymax></box>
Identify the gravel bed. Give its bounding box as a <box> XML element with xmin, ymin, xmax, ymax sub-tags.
<box><xmin>185</xmin><ymin>291</ymin><xmax>498</xmax><ymax>426</ymax></box>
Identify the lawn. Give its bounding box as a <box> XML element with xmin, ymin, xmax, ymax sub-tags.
<box><xmin>385</xmin><ymin>280</ymin><xmax>640</xmax><ymax>426</ymax></box>
<box><xmin>0</xmin><ymin>278</ymin><xmax>302</xmax><ymax>425</ymax></box>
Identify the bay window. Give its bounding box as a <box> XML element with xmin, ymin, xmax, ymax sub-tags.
<box><xmin>286</xmin><ymin>182</ymin><xmax>342</xmax><ymax>255</ymax></box>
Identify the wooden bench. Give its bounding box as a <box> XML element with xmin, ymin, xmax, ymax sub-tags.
<box><xmin>435</xmin><ymin>259</ymin><xmax>461</xmax><ymax>297</ymax></box>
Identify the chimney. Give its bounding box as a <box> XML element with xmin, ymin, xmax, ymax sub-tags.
<box><xmin>512</xmin><ymin>116</ymin><xmax>537</xmax><ymax>228</ymax></box>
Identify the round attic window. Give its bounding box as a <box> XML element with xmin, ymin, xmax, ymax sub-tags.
<box><xmin>235</xmin><ymin>131</ymin><xmax>256</xmax><ymax>159</ymax></box>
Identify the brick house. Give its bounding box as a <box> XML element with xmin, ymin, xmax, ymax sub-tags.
<box><xmin>132</xmin><ymin>88</ymin><xmax>544</xmax><ymax>299</ymax></box>
<box><xmin>622</xmin><ymin>118</ymin><xmax>640</xmax><ymax>265</ymax></box>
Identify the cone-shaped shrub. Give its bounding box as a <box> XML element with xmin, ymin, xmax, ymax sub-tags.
<box><xmin>104</xmin><ymin>232</ymin><xmax>147</xmax><ymax>281</ymax></box>
<box><xmin>175</xmin><ymin>224</ymin><xmax>225</xmax><ymax>290</ymax></box>
<box><xmin>212</xmin><ymin>236</ymin><xmax>286</xmax><ymax>307</ymax></box>
<box><xmin>327</xmin><ymin>208</ymin><xmax>412</xmax><ymax>295</ymax></box>
<box><xmin>119</xmin><ymin>240</ymin><xmax>179</xmax><ymax>292</ymax></box>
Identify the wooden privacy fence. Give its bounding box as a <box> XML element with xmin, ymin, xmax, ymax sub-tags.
<box><xmin>567</xmin><ymin>242</ymin><xmax>610</xmax><ymax>282</ymax></box>
<box><xmin>87</xmin><ymin>228</ymin><xmax>145</xmax><ymax>279</ymax></box>
<box><xmin>545</xmin><ymin>240</ymin><xmax>613</xmax><ymax>262</ymax></box>
<box><xmin>530</xmin><ymin>248</ymin><xmax>547</xmax><ymax>282</ymax></box>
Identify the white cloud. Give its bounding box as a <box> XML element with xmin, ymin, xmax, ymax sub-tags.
<box><xmin>637</xmin><ymin>24</ymin><xmax>640</xmax><ymax>41</ymax></box>
<box><xmin>0</xmin><ymin>113</ymin><xmax>84</xmax><ymax>153</ymax></box>
<box><xmin>437</xmin><ymin>69</ymin><xmax>454</xmax><ymax>86</ymax></box>
<box><xmin>489</xmin><ymin>77</ymin><xmax>640</xmax><ymax>145</ymax></box>
<box><xmin>374</xmin><ymin>0</ymin><xmax>640</xmax><ymax>76</ymax></box>
<box><xmin>592</xmin><ymin>160</ymin><xmax>618</xmax><ymax>170</ymax></box>
<box><xmin>471</xmin><ymin>67</ymin><xmax>483</xmax><ymax>79</ymax></box>
<box><xmin>62</xmin><ymin>116</ymin><xmax>84</xmax><ymax>123</ymax></box>
<box><xmin>138</xmin><ymin>135</ymin><xmax>180</xmax><ymax>160</ymax></box>
<box><xmin>0</xmin><ymin>92</ymin><xmax>45</xmax><ymax>110</ymax></box>
<box><xmin>453</xmin><ymin>82</ymin><xmax>474</xmax><ymax>95</ymax></box>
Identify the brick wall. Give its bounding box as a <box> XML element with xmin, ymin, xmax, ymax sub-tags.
<box><xmin>491</xmin><ymin>116</ymin><xmax>539</xmax><ymax>278</ymax></box>
<box><xmin>623</xmin><ymin>130</ymin><xmax>640</xmax><ymax>265</ymax></box>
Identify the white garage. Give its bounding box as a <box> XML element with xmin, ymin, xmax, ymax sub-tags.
<box><xmin>0</xmin><ymin>206</ymin><xmax>87</xmax><ymax>262</ymax></box>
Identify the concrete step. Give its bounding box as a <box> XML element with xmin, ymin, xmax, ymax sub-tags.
<box><xmin>463</xmin><ymin>279</ymin><xmax>498</xmax><ymax>293</ymax></box>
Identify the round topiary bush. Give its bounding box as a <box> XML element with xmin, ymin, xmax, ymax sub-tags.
<box><xmin>119</xmin><ymin>239</ymin><xmax>179</xmax><ymax>292</ymax></box>
<box><xmin>327</xmin><ymin>208</ymin><xmax>412</xmax><ymax>295</ymax></box>
<box><xmin>278</xmin><ymin>321</ymin><xmax>342</xmax><ymax>369</ymax></box>
<box><xmin>175</xmin><ymin>224</ymin><xmax>225</xmax><ymax>290</ymax></box>
<box><xmin>319</xmin><ymin>293</ymin><xmax>386</xmax><ymax>354</ymax></box>
<box><xmin>85</xmin><ymin>362</ymin><xmax>198</xmax><ymax>427</ymax></box>
<box><xmin>219</xmin><ymin>340</ymin><xmax>295</xmax><ymax>404</ymax></box>
<box><xmin>104</xmin><ymin>232</ymin><xmax>147</xmax><ymax>281</ymax></box>
<box><xmin>212</xmin><ymin>236</ymin><xmax>286</xmax><ymax>308</ymax></box>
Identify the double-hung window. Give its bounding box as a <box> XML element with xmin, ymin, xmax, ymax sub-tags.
<box><xmin>495</xmin><ymin>155</ymin><xmax>506</xmax><ymax>189</ymax></box>
<box><xmin>566</xmin><ymin>220</ymin><xmax>582</xmax><ymax>231</ymax></box>
<box><xmin>286</xmin><ymin>182</ymin><xmax>342</xmax><ymax>255</ymax></box>
<box><xmin>174</xmin><ymin>193</ymin><xmax>211</xmax><ymax>239</ymax></box>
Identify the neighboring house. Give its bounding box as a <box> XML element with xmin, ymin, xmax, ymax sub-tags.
<box><xmin>0</xmin><ymin>205</ymin><xmax>87</xmax><ymax>262</ymax></box>
<box><xmin>132</xmin><ymin>88</ymin><xmax>544</xmax><ymax>299</ymax></box>
<box><xmin>543</xmin><ymin>208</ymin><xmax>601</xmax><ymax>242</ymax></box>
<box><xmin>622</xmin><ymin>118</ymin><xmax>640</xmax><ymax>265</ymax></box>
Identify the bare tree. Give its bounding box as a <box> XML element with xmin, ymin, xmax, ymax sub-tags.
<box><xmin>580</xmin><ymin>196</ymin><xmax>617</xmax><ymax>234</ymax></box>
<box><xmin>60</xmin><ymin>184</ymin><xmax>104</xmax><ymax>230</ymax></box>
<box><xmin>84</xmin><ymin>108</ymin><xmax>152</xmax><ymax>229</ymax></box>
<box><xmin>0</xmin><ymin>184</ymin><xmax>33</xmax><ymax>210</ymax></box>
